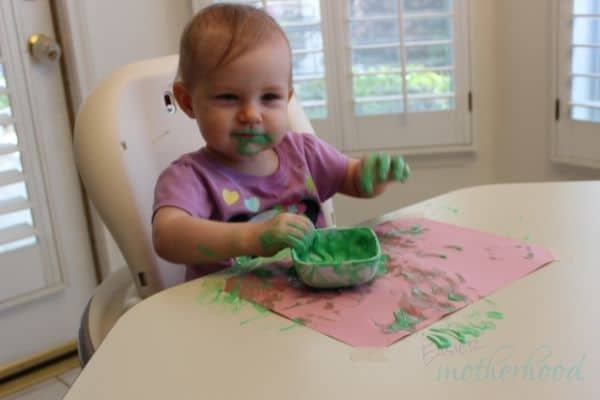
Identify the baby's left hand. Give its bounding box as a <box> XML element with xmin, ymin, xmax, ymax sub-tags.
<box><xmin>359</xmin><ymin>153</ymin><xmax>410</xmax><ymax>195</ymax></box>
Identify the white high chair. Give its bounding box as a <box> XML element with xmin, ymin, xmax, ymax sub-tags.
<box><xmin>74</xmin><ymin>55</ymin><xmax>335</xmax><ymax>365</ymax></box>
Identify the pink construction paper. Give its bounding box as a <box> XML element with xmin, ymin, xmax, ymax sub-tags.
<box><xmin>224</xmin><ymin>218</ymin><xmax>554</xmax><ymax>347</ymax></box>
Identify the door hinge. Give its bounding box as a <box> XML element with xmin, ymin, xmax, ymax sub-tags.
<box><xmin>555</xmin><ymin>98</ymin><xmax>560</xmax><ymax>121</ymax></box>
<box><xmin>468</xmin><ymin>91</ymin><xmax>473</xmax><ymax>112</ymax></box>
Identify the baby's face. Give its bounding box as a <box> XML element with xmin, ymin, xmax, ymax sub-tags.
<box><xmin>187</xmin><ymin>36</ymin><xmax>292</xmax><ymax>163</ymax></box>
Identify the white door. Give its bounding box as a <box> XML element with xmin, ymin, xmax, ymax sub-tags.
<box><xmin>0</xmin><ymin>0</ymin><xmax>97</xmax><ymax>365</ymax></box>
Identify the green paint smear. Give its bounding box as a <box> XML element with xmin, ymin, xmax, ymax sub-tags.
<box><xmin>359</xmin><ymin>154</ymin><xmax>410</xmax><ymax>195</ymax></box>
<box><xmin>486</xmin><ymin>311</ymin><xmax>504</xmax><ymax>320</ymax></box>
<box><xmin>197</xmin><ymin>244</ymin><xmax>218</xmax><ymax>258</ymax></box>
<box><xmin>387</xmin><ymin>309</ymin><xmax>422</xmax><ymax>332</ymax></box>
<box><xmin>448</xmin><ymin>292</ymin><xmax>466</xmax><ymax>302</ymax></box>
<box><xmin>231</xmin><ymin>130</ymin><xmax>273</xmax><ymax>156</ymax></box>
<box><xmin>397</xmin><ymin>225</ymin><xmax>425</xmax><ymax>235</ymax></box>
<box><xmin>280</xmin><ymin>317</ymin><xmax>306</xmax><ymax>331</ymax></box>
<box><xmin>427</xmin><ymin>334</ymin><xmax>452</xmax><ymax>349</ymax></box>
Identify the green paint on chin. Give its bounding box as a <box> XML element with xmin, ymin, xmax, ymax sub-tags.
<box><xmin>231</xmin><ymin>130</ymin><xmax>273</xmax><ymax>156</ymax></box>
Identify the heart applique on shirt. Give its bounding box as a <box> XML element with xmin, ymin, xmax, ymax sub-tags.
<box><xmin>222</xmin><ymin>189</ymin><xmax>240</xmax><ymax>206</ymax></box>
<box><xmin>244</xmin><ymin>197</ymin><xmax>260</xmax><ymax>212</ymax></box>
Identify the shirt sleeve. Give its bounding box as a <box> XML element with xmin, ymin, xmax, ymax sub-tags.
<box><xmin>299</xmin><ymin>133</ymin><xmax>349</xmax><ymax>201</ymax></box>
<box><xmin>152</xmin><ymin>159</ymin><xmax>214</xmax><ymax>220</ymax></box>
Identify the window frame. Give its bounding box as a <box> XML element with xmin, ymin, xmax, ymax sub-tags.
<box><xmin>192</xmin><ymin>0</ymin><xmax>474</xmax><ymax>155</ymax></box>
<box><xmin>552</xmin><ymin>0</ymin><xmax>600</xmax><ymax>168</ymax></box>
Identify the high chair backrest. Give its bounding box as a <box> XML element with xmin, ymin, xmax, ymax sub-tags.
<box><xmin>74</xmin><ymin>55</ymin><xmax>334</xmax><ymax>299</ymax></box>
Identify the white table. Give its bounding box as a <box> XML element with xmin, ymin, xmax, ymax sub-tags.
<box><xmin>65</xmin><ymin>182</ymin><xmax>600</xmax><ymax>399</ymax></box>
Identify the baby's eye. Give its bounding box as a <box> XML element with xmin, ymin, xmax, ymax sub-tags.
<box><xmin>215</xmin><ymin>93</ymin><xmax>238</xmax><ymax>101</ymax></box>
<box><xmin>262</xmin><ymin>93</ymin><xmax>282</xmax><ymax>102</ymax></box>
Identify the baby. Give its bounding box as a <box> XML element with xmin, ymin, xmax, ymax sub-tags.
<box><xmin>152</xmin><ymin>3</ymin><xmax>410</xmax><ymax>281</ymax></box>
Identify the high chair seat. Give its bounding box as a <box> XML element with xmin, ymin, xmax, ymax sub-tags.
<box><xmin>74</xmin><ymin>55</ymin><xmax>335</xmax><ymax>365</ymax></box>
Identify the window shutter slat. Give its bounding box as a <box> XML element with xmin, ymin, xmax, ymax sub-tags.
<box><xmin>0</xmin><ymin>223</ymin><xmax>35</xmax><ymax>246</ymax></box>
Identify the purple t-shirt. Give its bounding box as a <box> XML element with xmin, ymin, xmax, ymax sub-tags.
<box><xmin>153</xmin><ymin>131</ymin><xmax>349</xmax><ymax>280</ymax></box>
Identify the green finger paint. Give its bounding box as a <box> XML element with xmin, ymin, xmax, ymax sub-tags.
<box><xmin>377</xmin><ymin>153</ymin><xmax>391</xmax><ymax>181</ymax></box>
<box><xmin>280</xmin><ymin>317</ymin><xmax>306</xmax><ymax>331</ymax></box>
<box><xmin>387</xmin><ymin>309</ymin><xmax>422</xmax><ymax>332</ymax></box>
<box><xmin>486</xmin><ymin>311</ymin><xmax>504</xmax><ymax>320</ymax></box>
<box><xmin>427</xmin><ymin>334</ymin><xmax>452</xmax><ymax>349</ymax></box>
<box><xmin>305</xmin><ymin>175</ymin><xmax>317</xmax><ymax>194</ymax></box>
<box><xmin>360</xmin><ymin>154</ymin><xmax>378</xmax><ymax>195</ymax></box>
<box><xmin>448</xmin><ymin>292</ymin><xmax>466</xmax><ymax>302</ymax></box>
<box><xmin>197</xmin><ymin>244</ymin><xmax>218</xmax><ymax>259</ymax></box>
<box><xmin>231</xmin><ymin>130</ymin><xmax>273</xmax><ymax>156</ymax></box>
<box><xmin>429</xmin><ymin>327</ymin><xmax>467</xmax><ymax>344</ymax></box>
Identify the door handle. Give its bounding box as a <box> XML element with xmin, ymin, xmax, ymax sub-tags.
<box><xmin>28</xmin><ymin>33</ymin><xmax>62</xmax><ymax>64</ymax></box>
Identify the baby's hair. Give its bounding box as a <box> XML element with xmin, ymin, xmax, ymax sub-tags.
<box><xmin>177</xmin><ymin>3</ymin><xmax>292</xmax><ymax>89</ymax></box>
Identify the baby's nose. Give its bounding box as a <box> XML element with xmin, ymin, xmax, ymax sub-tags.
<box><xmin>237</xmin><ymin>102</ymin><xmax>261</xmax><ymax>124</ymax></box>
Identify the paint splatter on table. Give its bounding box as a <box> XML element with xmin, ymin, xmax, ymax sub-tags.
<box><xmin>212</xmin><ymin>218</ymin><xmax>554</xmax><ymax>347</ymax></box>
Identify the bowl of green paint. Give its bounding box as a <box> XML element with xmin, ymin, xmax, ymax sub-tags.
<box><xmin>291</xmin><ymin>226</ymin><xmax>384</xmax><ymax>289</ymax></box>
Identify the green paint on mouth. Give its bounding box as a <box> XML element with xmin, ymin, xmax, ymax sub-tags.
<box><xmin>231</xmin><ymin>130</ymin><xmax>273</xmax><ymax>156</ymax></box>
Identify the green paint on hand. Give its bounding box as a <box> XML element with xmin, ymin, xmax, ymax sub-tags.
<box><xmin>359</xmin><ymin>153</ymin><xmax>410</xmax><ymax>195</ymax></box>
<box><xmin>197</xmin><ymin>244</ymin><xmax>218</xmax><ymax>259</ymax></box>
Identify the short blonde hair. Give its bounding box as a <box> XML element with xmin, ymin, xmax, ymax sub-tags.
<box><xmin>177</xmin><ymin>3</ymin><xmax>291</xmax><ymax>89</ymax></box>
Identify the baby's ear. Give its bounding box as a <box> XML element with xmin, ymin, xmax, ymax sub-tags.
<box><xmin>287</xmin><ymin>87</ymin><xmax>294</xmax><ymax>102</ymax></box>
<box><xmin>173</xmin><ymin>82</ymin><xmax>195</xmax><ymax>118</ymax></box>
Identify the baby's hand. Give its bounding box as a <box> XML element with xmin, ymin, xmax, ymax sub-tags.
<box><xmin>255</xmin><ymin>213</ymin><xmax>315</xmax><ymax>256</ymax></box>
<box><xmin>359</xmin><ymin>153</ymin><xmax>410</xmax><ymax>195</ymax></box>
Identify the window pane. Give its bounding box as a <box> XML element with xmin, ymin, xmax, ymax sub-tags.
<box><xmin>304</xmin><ymin>106</ymin><xmax>326</xmax><ymax>119</ymax></box>
<box><xmin>403</xmin><ymin>0</ymin><xmax>453</xmax><ymax>14</ymax></box>
<box><xmin>572</xmin><ymin>47</ymin><xmax>600</xmax><ymax>75</ymax></box>
<box><xmin>572</xmin><ymin>106</ymin><xmax>600</xmax><ymax>122</ymax></box>
<box><xmin>574</xmin><ymin>0</ymin><xmax>600</xmax><ymax>14</ymax></box>
<box><xmin>350</xmin><ymin>20</ymin><xmax>400</xmax><ymax>46</ymax></box>
<box><xmin>0</xmin><ymin>182</ymin><xmax>28</xmax><ymax>202</ymax></box>
<box><xmin>0</xmin><ymin>152</ymin><xmax>23</xmax><ymax>174</ymax></box>
<box><xmin>355</xmin><ymin>100</ymin><xmax>403</xmax><ymax>116</ymax></box>
<box><xmin>267</xmin><ymin>0</ymin><xmax>320</xmax><ymax>24</ymax></box>
<box><xmin>0</xmin><ymin>209</ymin><xmax>33</xmax><ymax>230</ymax></box>
<box><xmin>292</xmin><ymin>51</ymin><xmax>324</xmax><ymax>77</ymax></box>
<box><xmin>406</xmin><ymin>70</ymin><xmax>454</xmax><ymax>95</ymax></box>
<box><xmin>406</xmin><ymin>44</ymin><xmax>453</xmax><ymax>68</ymax></box>
<box><xmin>352</xmin><ymin>47</ymin><xmax>401</xmax><ymax>73</ymax></box>
<box><xmin>404</xmin><ymin>17</ymin><xmax>453</xmax><ymax>42</ymax></box>
<box><xmin>286</xmin><ymin>26</ymin><xmax>322</xmax><ymax>51</ymax></box>
<box><xmin>0</xmin><ymin>236</ymin><xmax>36</xmax><ymax>254</ymax></box>
<box><xmin>0</xmin><ymin>64</ymin><xmax>6</xmax><ymax>88</ymax></box>
<box><xmin>408</xmin><ymin>97</ymin><xmax>454</xmax><ymax>112</ymax></box>
<box><xmin>348</xmin><ymin>1</ymin><xmax>399</xmax><ymax>18</ymax></box>
<box><xmin>572</xmin><ymin>16</ymin><xmax>600</xmax><ymax>44</ymax></box>
<box><xmin>0</xmin><ymin>124</ymin><xmax>18</xmax><ymax>146</ymax></box>
<box><xmin>353</xmin><ymin>73</ymin><xmax>403</xmax><ymax>97</ymax></box>
<box><xmin>294</xmin><ymin>79</ymin><xmax>326</xmax><ymax>100</ymax></box>
<box><xmin>0</xmin><ymin>93</ymin><xmax>12</xmax><ymax>117</ymax></box>
<box><xmin>571</xmin><ymin>76</ymin><xmax>600</xmax><ymax>104</ymax></box>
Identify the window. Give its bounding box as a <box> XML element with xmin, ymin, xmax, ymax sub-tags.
<box><xmin>193</xmin><ymin>0</ymin><xmax>472</xmax><ymax>152</ymax></box>
<box><xmin>554</xmin><ymin>0</ymin><xmax>600</xmax><ymax>167</ymax></box>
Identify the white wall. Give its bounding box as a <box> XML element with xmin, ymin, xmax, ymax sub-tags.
<box><xmin>58</xmin><ymin>0</ymin><xmax>599</xmax><ymax>275</ymax></box>
<box><xmin>495</xmin><ymin>0</ymin><xmax>600</xmax><ymax>183</ymax></box>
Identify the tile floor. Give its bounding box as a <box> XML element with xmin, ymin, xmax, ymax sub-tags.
<box><xmin>0</xmin><ymin>367</ymin><xmax>80</xmax><ymax>400</ymax></box>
